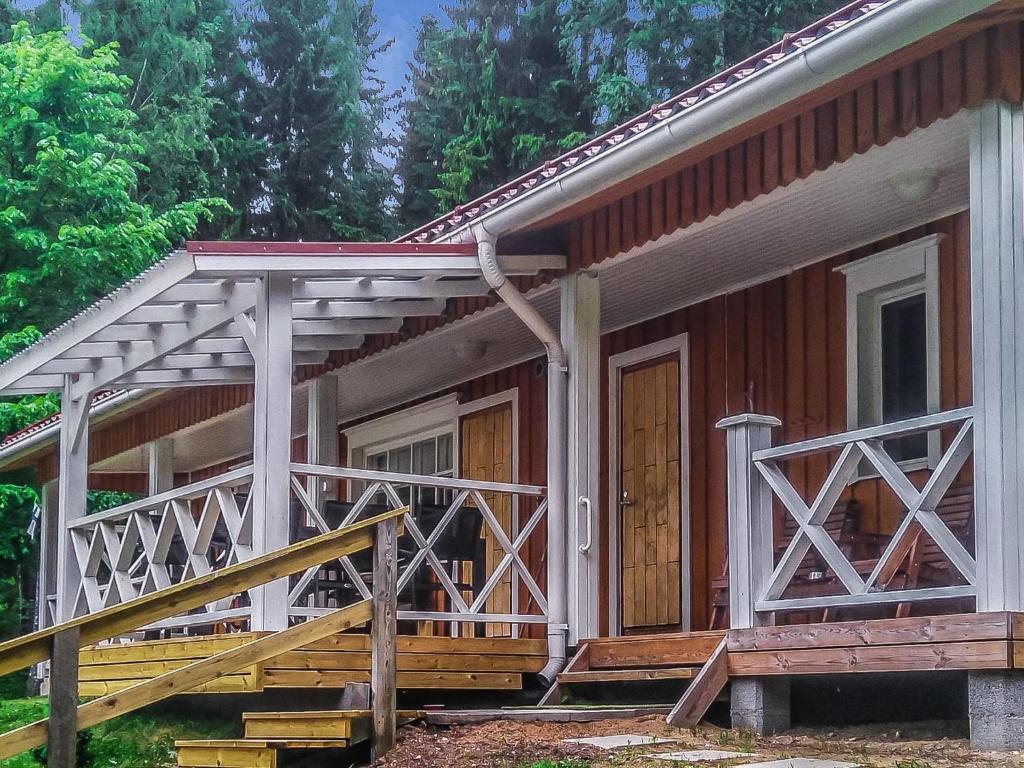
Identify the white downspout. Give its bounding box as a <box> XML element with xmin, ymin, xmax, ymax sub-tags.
<box><xmin>476</xmin><ymin>232</ymin><xmax>569</xmax><ymax>685</ymax></box>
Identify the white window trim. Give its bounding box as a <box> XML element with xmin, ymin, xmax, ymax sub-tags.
<box><xmin>837</xmin><ymin>233</ymin><xmax>944</xmax><ymax>472</ymax></box>
<box><xmin>345</xmin><ymin>394</ymin><xmax>459</xmax><ymax>467</ymax></box>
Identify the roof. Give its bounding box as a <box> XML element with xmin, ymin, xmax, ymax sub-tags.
<box><xmin>0</xmin><ymin>241</ymin><xmax>561</xmax><ymax>403</ymax></box>
<box><xmin>399</xmin><ymin>0</ymin><xmax>891</xmax><ymax>244</ymax></box>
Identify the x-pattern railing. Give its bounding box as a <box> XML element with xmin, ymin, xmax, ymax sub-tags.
<box><xmin>288</xmin><ymin>463</ymin><xmax>549</xmax><ymax>629</ymax></box>
<box><xmin>66</xmin><ymin>466</ymin><xmax>255</xmax><ymax>626</ymax></box>
<box><xmin>748</xmin><ymin>407</ymin><xmax>976</xmax><ymax>613</ymax></box>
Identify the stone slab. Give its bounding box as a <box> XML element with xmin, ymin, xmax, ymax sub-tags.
<box><xmin>646</xmin><ymin>749</ymin><xmax>755</xmax><ymax>762</ymax></box>
<box><xmin>563</xmin><ymin>734</ymin><xmax>676</xmax><ymax>750</ymax></box>
<box><xmin>735</xmin><ymin>760</ymin><xmax>860</xmax><ymax>768</ymax></box>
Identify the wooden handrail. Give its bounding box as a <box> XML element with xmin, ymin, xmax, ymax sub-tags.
<box><xmin>0</xmin><ymin>600</ymin><xmax>373</xmax><ymax>759</ymax></box>
<box><xmin>0</xmin><ymin>507</ymin><xmax>406</xmax><ymax>677</ymax></box>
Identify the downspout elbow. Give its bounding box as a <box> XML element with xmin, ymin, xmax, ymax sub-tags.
<box><xmin>475</xmin><ymin>234</ymin><xmax>567</xmax><ymax>370</ymax></box>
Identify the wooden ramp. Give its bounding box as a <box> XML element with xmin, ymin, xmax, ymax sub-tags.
<box><xmin>80</xmin><ymin>633</ymin><xmax>546</xmax><ymax>695</ymax></box>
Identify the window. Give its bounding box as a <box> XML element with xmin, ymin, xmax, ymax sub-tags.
<box><xmin>838</xmin><ymin>234</ymin><xmax>942</xmax><ymax>468</ymax></box>
<box><xmin>365</xmin><ymin>433</ymin><xmax>454</xmax><ymax>506</ymax></box>
<box><xmin>345</xmin><ymin>394</ymin><xmax>458</xmax><ymax>508</ymax></box>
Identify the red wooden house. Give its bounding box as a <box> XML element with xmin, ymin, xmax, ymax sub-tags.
<box><xmin>2</xmin><ymin>0</ymin><xmax>1024</xmax><ymax>756</ymax></box>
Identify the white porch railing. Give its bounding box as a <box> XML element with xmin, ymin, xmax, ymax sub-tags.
<box><xmin>288</xmin><ymin>464</ymin><xmax>548</xmax><ymax>634</ymax></box>
<box><xmin>719</xmin><ymin>407</ymin><xmax>976</xmax><ymax>627</ymax></box>
<box><xmin>63</xmin><ymin>463</ymin><xmax>548</xmax><ymax>635</ymax></box>
<box><xmin>64</xmin><ymin>466</ymin><xmax>255</xmax><ymax>630</ymax></box>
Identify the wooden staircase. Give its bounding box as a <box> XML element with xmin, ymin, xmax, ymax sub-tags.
<box><xmin>540</xmin><ymin>630</ymin><xmax>726</xmax><ymax>706</ymax></box>
<box><xmin>176</xmin><ymin>709</ymin><xmax>423</xmax><ymax>767</ymax></box>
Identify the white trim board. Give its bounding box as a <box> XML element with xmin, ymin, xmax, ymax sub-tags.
<box><xmin>607</xmin><ymin>333</ymin><xmax>691</xmax><ymax>636</ymax></box>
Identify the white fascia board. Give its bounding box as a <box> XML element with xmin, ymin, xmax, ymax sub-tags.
<box><xmin>0</xmin><ymin>251</ymin><xmax>196</xmax><ymax>393</ymax></box>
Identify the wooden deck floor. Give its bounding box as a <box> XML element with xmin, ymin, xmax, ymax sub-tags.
<box><xmin>726</xmin><ymin>612</ymin><xmax>1023</xmax><ymax>675</ymax></box>
<box><xmin>78</xmin><ymin>633</ymin><xmax>546</xmax><ymax>696</ymax></box>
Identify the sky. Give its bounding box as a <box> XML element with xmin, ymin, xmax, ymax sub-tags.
<box><xmin>373</xmin><ymin>0</ymin><xmax>446</xmax><ymax>137</ymax></box>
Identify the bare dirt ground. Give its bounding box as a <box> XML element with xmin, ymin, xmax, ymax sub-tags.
<box><xmin>373</xmin><ymin>716</ymin><xmax>1024</xmax><ymax>768</ymax></box>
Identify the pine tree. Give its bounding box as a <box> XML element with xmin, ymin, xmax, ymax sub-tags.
<box><xmin>239</xmin><ymin>0</ymin><xmax>395</xmax><ymax>240</ymax></box>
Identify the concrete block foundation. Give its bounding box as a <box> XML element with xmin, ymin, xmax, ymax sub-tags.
<box><xmin>731</xmin><ymin>677</ymin><xmax>792</xmax><ymax>735</ymax></box>
<box><xmin>969</xmin><ymin>670</ymin><xmax>1024</xmax><ymax>751</ymax></box>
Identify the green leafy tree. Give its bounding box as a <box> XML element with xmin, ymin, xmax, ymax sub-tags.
<box><xmin>73</xmin><ymin>0</ymin><xmax>231</xmax><ymax>212</ymax></box>
<box><xmin>0</xmin><ymin>23</ymin><xmax>226</xmax><ymax>437</ymax></box>
<box><xmin>239</xmin><ymin>0</ymin><xmax>396</xmax><ymax>240</ymax></box>
<box><xmin>719</xmin><ymin>0</ymin><xmax>846</xmax><ymax>65</ymax></box>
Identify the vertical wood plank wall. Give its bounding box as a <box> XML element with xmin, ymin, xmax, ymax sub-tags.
<box><xmin>597</xmin><ymin>212</ymin><xmax>970</xmax><ymax>634</ymax></box>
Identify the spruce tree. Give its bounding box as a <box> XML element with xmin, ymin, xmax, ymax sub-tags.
<box><xmin>240</xmin><ymin>0</ymin><xmax>395</xmax><ymax>240</ymax></box>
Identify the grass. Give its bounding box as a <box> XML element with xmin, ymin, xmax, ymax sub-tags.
<box><xmin>0</xmin><ymin>697</ymin><xmax>236</xmax><ymax>768</ymax></box>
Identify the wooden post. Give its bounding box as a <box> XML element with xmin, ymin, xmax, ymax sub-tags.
<box><xmin>37</xmin><ymin>480</ymin><xmax>58</xmax><ymax>632</ymax></box>
<box><xmin>48</xmin><ymin>625</ymin><xmax>80</xmax><ymax>768</ymax></box>
<box><xmin>57</xmin><ymin>378</ymin><xmax>90</xmax><ymax>623</ymax></box>
<box><xmin>560</xmin><ymin>272</ymin><xmax>601</xmax><ymax>644</ymax></box>
<box><xmin>716</xmin><ymin>414</ymin><xmax>780</xmax><ymax>629</ymax></box>
<box><xmin>147</xmin><ymin>438</ymin><xmax>174</xmax><ymax>495</ymax></box>
<box><xmin>970</xmin><ymin>100</ymin><xmax>1024</xmax><ymax>613</ymax></box>
<box><xmin>250</xmin><ymin>272</ymin><xmax>294</xmax><ymax>631</ymax></box>
<box><xmin>306</xmin><ymin>376</ymin><xmax>339</xmax><ymax>513</ymax></box>
<box><xmin>371</xmin><ymin>517</ymin><xmax>398</xmax><ymax>761</ymax></box>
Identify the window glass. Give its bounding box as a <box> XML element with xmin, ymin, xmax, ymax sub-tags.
<box><xmin>880</xmin><ymin>293</ymin><xmax>928</xmax><ymax>461</ymax></box>
<box><xmin>366</xmin><ymin>432</ymin><xmax>455</xmax><ymax>508</ymax></box>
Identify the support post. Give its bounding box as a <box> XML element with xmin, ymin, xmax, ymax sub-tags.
<box><xmin>371</xmin><ymin>517</ymin><xmax>398</xmax><ymax>761</ymax></box>
<box><xmin>716</xmin><ymin>414</ymin><xmax>780</xmax><ymax>630</ymax></box>
<box><xmin>37</xmin><ymin>480</ymin><xmax>58</xmax><ymax>632</ymax></box>
<box><xmin>56</xmin><ymin>378</ymin><xmax>91</xmax><ymax>623</ymax></box>
<box><xmin>968</xmin><ymin>99</ymin><xmax>1024</xmax><ymax>750</ymax></box>
<box><xmin>560</xmin><ymin>272</ymin><xmax>600</xmax><ymax>644</ymax></box>
<box><xmin>147</xmin><ymin>437</ymin><xmax>174</xmax><ymax>495</ymax></box>
<box><xmin>306</xmin><ymin>375</ymin><xmax>339</xmax><ymax>512</ymax></box>
<box><xmin>48</xmin><ymin>625</ymin><xmax>80</xmax><ymax>768</ymax></box>
<box><xmin>250</xmin><ymin>272</ymin><xmax>294</xmax><ymax>631</ymax></box>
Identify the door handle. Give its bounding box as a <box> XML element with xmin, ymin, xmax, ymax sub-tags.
<box><xmin>619</xmin><ymin>490</ymin><xmax>634</xmax><ymax>507</ymax></box>
<box><xmin>578</xmin><ymin>495</ymin><xmax>593</xmax><ymax>553</ymax></box>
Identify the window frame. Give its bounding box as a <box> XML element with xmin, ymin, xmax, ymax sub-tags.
<box><xmin>837</xmin><ymin>233</ymin><xmax>944</xmax><ymax>472</ymax></box>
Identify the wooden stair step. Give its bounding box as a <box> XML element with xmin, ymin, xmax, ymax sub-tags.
<box><xmin>556</xmin><ymin>667</ymin><xmax>699</xmax><ymax>684</ymax></box>
<box><xmin>241</xmin><ymin>709</ymin><xmax>422</xmax><ymax>740</ymax></box>
<box><xmin>175</xmin><ymin>738</ymin><xmax>350</xmax><ymax>768</ymax></box>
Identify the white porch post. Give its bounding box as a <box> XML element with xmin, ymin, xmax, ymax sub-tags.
<box><xmin>560</xmin><ymin>272</ymin><xmax>601</xmax><ymax>643</ymax></box>
<box><xmin>968</xmin><ymin>99</ymin><xmax>1024</xmax><ymax>752</ymax></box>
<box><xmin>147</xmin><ymin>437</ymin><xmax>174</xmax><ymax>494</ymax></box>
<box><xmin>56</xmin><ymin>378</ymin><xmax>91</xmax><ymax>622</ymax></box>
<box><xmin>250</xmin><ymin>272</ymin><xmax>294</xmax><ymax>631</ymax></box>
<box><xmin>37</xmin><ymin>479</ymin><xmax>58</xmax><ymax>630</ymax></box>
<box><xmin>307</xmin><ymin>375</ymin><xmax>339</xmax><ymax>511</ymax></box>
<box><xmin>716</xmin><ymin>414</ymin><xmax>780</xmax><ymax>630</ymax></box>
<box><xmin>969</xmin><ymin>100</ymin><xmax>1024</xmax><ymax>614</ymax></box>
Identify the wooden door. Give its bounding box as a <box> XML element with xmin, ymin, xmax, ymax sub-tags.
<box><xmin>460</xmin><ymin>402</ymin><xmax>514</xmax><ymax>636</ymax></box>
<box><xmin>619</xmin><ymin>354</ymin><xmax>683</xmax><ymax>631</ymax></box>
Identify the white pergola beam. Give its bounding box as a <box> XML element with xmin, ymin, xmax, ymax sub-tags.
<box><xmin>294</xmin><ymin>278</ymin><xmax>491</xmax><ymax>300</ymax></box>
<box><xmin>293</xmin><ymin>335</ymin><xmax>365</xmax><ymax>352</ymax></box>
<box><xmin>0</xmin><ymin>252</ymin><xmax>197</xmax><ymax>392</ymax></box>
<box><xmin>70</xmin><ymin>286</ymin><xmax>257</xmax><ymax>400</ymax></box>
<box><xmin>291</xmin><ymin>318</ymin><xmax>403</xmax><ymax>336</ymax></box>
<box><xmin>150</xmin><ymin>280</ymin><xmax>255</xmax><ymax>304</ymax></box>
<box><xmin>292</xmin><ymin>298</ymin><xmax>444</xmax><ymax>320</ymax></box>
<box><xmin>116</xmin><ymin>368</ymin><xmax>256</xmax><ymax>389</ymax></box>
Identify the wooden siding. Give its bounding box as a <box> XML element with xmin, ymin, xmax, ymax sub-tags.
<box><xmin>29</xmin><ymin>21</ymin><xmax>1016</xmax><ymax>484</ymax></box>
<box><xmin>597</xmin><ymin>212</ymin><xmax>971</xmax><ymax>635</ymax></box>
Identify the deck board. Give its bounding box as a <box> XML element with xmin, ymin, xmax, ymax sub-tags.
<box><xmin>79</xmin><ymin>632</ymin><xmax>542</xmax><ymax>695</ymax></box>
